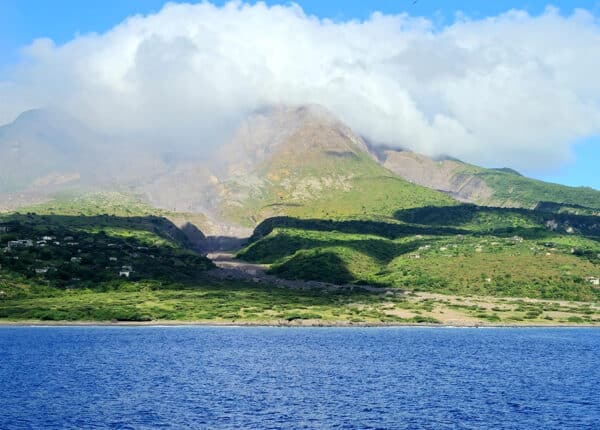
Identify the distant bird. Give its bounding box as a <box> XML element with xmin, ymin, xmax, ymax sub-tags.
<box><xmin>413</xmin><ymin>0</ymin><xmax>418</xmax><ymax>4</ymax></box>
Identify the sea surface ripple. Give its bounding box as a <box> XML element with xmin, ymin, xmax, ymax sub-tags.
<box><xmin>1</xmin><ymin>327</ymin><xmax>599</xmax><ymax>429</ymax></box>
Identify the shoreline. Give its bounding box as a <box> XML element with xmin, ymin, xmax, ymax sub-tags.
<box><xmin>1</xmin><ymin>320</ymin><xmax>598</xmax><ymax>328</ymax></box>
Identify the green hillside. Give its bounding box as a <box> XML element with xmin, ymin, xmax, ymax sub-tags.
<box><xmin>238</xmin><ymin>205</ymin><xmax>600</xmax><ymax>301</ymax></box>
<box><xmin>466</xmin><ymin>166</ymin><xmax>600</xmax><ymax>212</ymax></box>
<box><xmin>2</xmin><ymin>187</ymin><xmax>599</xmax><ymax>325</ymax></box>
<box><xmin>1</xmin><ymin>105</ymin><xmax>599</xmax><ymax>324</ymax></box>
<box><xmin>381</xmin><ymin>150</ymin><xmax>600</xmax><ymax>214</ymax></box>
<box><xmin>218</xmin><ymin>136</ymin><xmax>454</xmax><ymax>226</ymax></box>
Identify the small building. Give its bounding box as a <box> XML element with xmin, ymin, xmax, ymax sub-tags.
<box><xmin>70</xmin><ymin>257</ymin><xmax>82</xmax><ymax>263</ymax></box>
<box><xmin>64</xmin><ymin>236</ymin><xmax>74</xmax><ymax>241</ymax></box>
<box><xmin>109</xmin><ymin>257</ymin><xmax>118</xmax><ymax>262</ymax></box>
<box><xmin>8</xmin><ymin>240</ymin><xmax>33</xmax><ymax>249</ymax></box>
<box><xmin>42</xmin><ymin>236</ymin><xmax>56</xmax><ymax>241</ymax></box>
<box><xmin>119</xmin><ymin>265</ymin><xmax>133</xmax><ymax>277</ymax></box>
<box><xmin>510</xmin><ymin>236</ymin><xmax>524</xmax><ymax>243</ymax></box>
<box><xmin>35</xmin><ymin>268</ymin><xmax>49</xmax><ymax>274</ymax></box>
<box><xmin>587</xmin><ymin>277</ymin><xmax>600</xmax><ymax>286</ymax></box>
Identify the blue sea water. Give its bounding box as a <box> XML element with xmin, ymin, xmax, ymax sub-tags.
<box><xmin>0</xmin><ymin>327</ymin><xmax>598</xmax><ymax>429</ymax></box>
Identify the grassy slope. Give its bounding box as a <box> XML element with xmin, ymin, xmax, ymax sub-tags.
<box><xmin>2</xmin><ymin>179</ymin><xmax>599</xmax><ymax>325</ymax></box>
<box><xmin>238</xmin><ymin>205</ymin><xmax>600</xmax><ymax>301</ymax></box>
<box><xmin>18</xmin><ymin>191</ymin><xmax>162</xmax><ymax>217</ymax></box>
<box><xmin>459</xmin><ymin>164</ymin><xmax>600</xmax><ymax>211</ymax></box>
<box><xmin>219</xmin><ymin>143</ymin><xmax>455</xmax><ymax>226</ymax></box>
<box><xmin>0</xmin><ymin>191</ymin><xmax>431</xmax><ymax>324</ymax></box>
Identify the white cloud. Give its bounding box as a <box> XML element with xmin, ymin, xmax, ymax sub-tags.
<box><xmin>1</xmin><ymin>2</ymin><xmax>599</xmax><ymax>170</ymax></box>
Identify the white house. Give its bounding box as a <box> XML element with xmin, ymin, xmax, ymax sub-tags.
<box><xmin>119</xmin><ymin>265</ymin><xmax>133</xmax><ymax>278</ymax></box>
<box><xmin>70</xmin><ymin>257</ymin><xmax>81</xmax><ymax>263</ymax></box>
<box><xmin>8</xmin><ymin>240</ymin><xmax>33</xmax><ymax>249</ymax></box>
<box><xmin>587</xmin><ymin>277</ymin><xmax>600</xmax><ymax>286</ymax></box>
<box><xmin>35</xmin><ymin>268</ymin><xmax>49</xmax><ymax>274</ymax></box>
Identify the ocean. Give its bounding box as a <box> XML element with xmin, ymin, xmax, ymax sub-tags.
<box><xmin>1</xmin><ymin>326</ymin><xmax>598</xmax><ymax>429</ymax></box>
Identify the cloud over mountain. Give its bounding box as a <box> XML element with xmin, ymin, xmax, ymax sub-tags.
<box><xmin>1</xmin><ymin>2</ymin><xmax>599</xmax><ymax>170</ymax></box>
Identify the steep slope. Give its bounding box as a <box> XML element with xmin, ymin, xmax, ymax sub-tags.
<box><xmin>212</xmin><ymin>106</ymin><xmax>455</xmax><ymax>225</ymax></box>
<box><xmin>4</xmin><ymin>104</ymin><xmax>597</xmax><ymax>228</ymax></box>
<box><xmin>380</xmin><ymin>149</ymin><xmax>600</xmax><ymax>213</ymax></box>
<box><xmin>0</xmin><ymin>109</ymin><xmax>172</xmax><ymax>209</ymax></box>
<box><xmin>0</xmin><ymin>109</ymin><xmax>99</xmax><ymax>194</ymax></box>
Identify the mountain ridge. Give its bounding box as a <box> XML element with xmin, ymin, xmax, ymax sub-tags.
<box><xmin>1</xmin><ymin>105</ymin><xmax>598</xmax><ymax>225</ymax></box>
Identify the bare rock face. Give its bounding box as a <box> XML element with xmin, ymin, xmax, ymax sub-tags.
<box><xmin>133</xmin><ymin>104</ymin><xmax>376</xmax><ymax>232</ymax></box>
<box><xmin>381</xmin><ymin>150</ymin><xmax>493</xmax><ymax>203</ymax></box>
<box><xmin>212</xmin><ymin>105</ymin><xmax>376</xmax><ymax>220</ymax></box>
<box><xmin>215</xmin><ymin>105</ymin><xmax>371</xmax><ymax>179</ymax></box>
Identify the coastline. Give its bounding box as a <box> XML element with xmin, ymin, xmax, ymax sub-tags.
<box><xmin>1</xmin><ymin>319</ymin><xmax>598</xmax><ymax>328</ymax></box>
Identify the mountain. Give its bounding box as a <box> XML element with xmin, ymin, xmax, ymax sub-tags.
<box><xmin>0</xmin><ymin>109</ymin><xmax>98</xmax><ymax>194</ymax></box>
<box><xmin>380</xmin><ymin>150</ymin><xmax>600</xmax><ymax>214</ymax></box>
<box><xmin>0</xmin><ymin>109</ymin><xmax>171</xmax><ymax>209</ymax></box>
<box><xmin>2</xmin><ymin>105</ymin><xmax>600</xmax><ymax>317</ymax></box>
<box><xmin>1</xmin><ymin>104</ymin><xmax>598</xmax><ymax>225</ymax></box>
<box><xmin>209</xmin><ymin>106</ymin><xmax>454</xmax><ymax>225</ymax></box>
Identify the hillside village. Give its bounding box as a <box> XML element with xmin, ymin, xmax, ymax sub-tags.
<box><xmin>0</xmin><ymin>219</ymin><xmax>213</xmax><ymax>288</ymax></box>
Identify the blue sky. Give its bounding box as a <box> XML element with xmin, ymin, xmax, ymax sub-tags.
<box><xmin>1</xmin><ymin>0</ymin><xmax>599</xmax><ymax>189</ymax></box>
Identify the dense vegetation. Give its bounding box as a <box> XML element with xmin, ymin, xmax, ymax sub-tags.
<box><xmin>0</xmin><ymin>213</ymin><xmax>213</xmax><ymax>290</ymax></box>
<box><xmin>0</xmin><ymin>275</ymin><xmax>418</xmax><ymax>323</ymax></box>
<box><xmin>1</xmin><ymin>191</ymin><xmax>599</xmax><ymax>324</ymax></box>
<box><xmin>239</xmin><ymin>205</ymin><xmax>600</xmax><ymax>301</ymax></box>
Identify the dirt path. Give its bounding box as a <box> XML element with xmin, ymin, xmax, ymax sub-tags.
<box><xmin>206</xmin><ymin>252</ymin><xmax>395</xmax><ymax>294</ymax></box>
